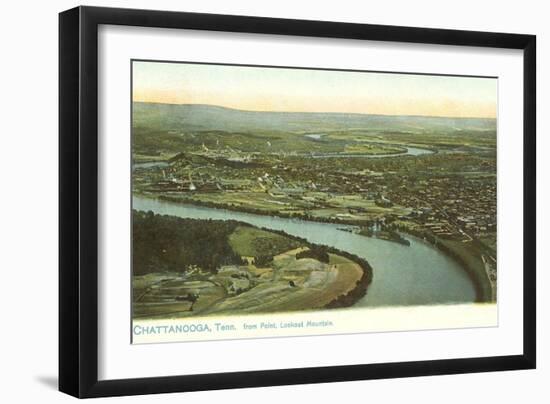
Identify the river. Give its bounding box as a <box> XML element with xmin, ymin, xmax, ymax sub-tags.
<box><xmin>302</xmin><ymin>134</ymin><xmax>434</xmax><ymax>158</ymax></box>
<box><xmin>310</xmin><ymin>146</ymin><xmax>433</xmax><ymax>159</ymax></box>
<box><xmin>133</xmin><ymin>195</ymin><xmax>476</xmax><ymax>307</ymax></box>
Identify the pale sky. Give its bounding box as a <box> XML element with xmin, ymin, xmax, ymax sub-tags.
<box><xmin>132</xmin><ymin>61</ymin><xmax>497</xmax><ymax>119</ymax></box>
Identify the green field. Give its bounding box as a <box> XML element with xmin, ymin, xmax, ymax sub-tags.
<box><xmin>228</xmin><ymin>225</ymin><xmax>302</xmax><ymax>257</ymax></box>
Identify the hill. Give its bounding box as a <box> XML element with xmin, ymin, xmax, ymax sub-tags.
<box><xmin>132</xmin><ymin>102</ymin><xmax>496</xmax><ymax>135</ymax></box>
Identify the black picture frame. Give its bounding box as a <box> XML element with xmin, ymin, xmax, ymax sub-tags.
<box><xmin>59</xmin><ymin>6</ymin><xmax>536</xmax><ymax>398</ymax></box>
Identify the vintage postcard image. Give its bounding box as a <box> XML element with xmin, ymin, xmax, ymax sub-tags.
<box><xmin>131</xmin><ymin>61</ymin><xmax>497</xmax><ymax>343</ymax></box>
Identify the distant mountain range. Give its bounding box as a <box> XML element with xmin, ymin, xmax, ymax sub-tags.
<box><xmin>133</xmin><ymin>102</ymin><xmax>497</xmax><ymax>134</ymax></box>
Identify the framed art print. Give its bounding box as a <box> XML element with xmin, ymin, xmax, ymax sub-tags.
<box><xmin>59</xmin><ymin>6</ymin><xmax>536</xmax><ymax>398</ymax></box>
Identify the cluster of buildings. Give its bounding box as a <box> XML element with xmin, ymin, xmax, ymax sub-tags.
<box><xmin>386</xmin><ymin>175</ymin><xmax>496</xmax><ymax>239</ymax></box>
<box><xmin>133</xmin><ymin>150</ymin><xmax>497</xmax><ymax>249</ymax></box>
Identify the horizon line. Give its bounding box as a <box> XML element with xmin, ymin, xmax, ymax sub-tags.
<box><xmin>132</xmin><ymin>101</ymin><xmax>497</xmax><ymax>120</ymax></box>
